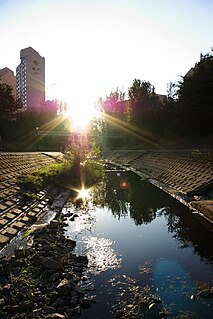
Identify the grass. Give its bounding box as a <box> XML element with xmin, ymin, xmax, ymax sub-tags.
<box><xmin>18</xmin><ymin>157</ymin><xmax>104</xmax><ymax>195</ymax></box>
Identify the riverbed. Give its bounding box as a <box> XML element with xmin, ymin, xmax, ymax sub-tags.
<box><xmin>63</xmin><ymin>170</ymin><xmax>213</xmax><ymax>319</ymax></box>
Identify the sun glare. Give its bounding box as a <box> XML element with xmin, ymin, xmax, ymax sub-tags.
<box><xmin>66</xmin><ymin>98</ymin><xmax>98</xmax><ymax>132</ymax></box>
<box><xmin>77</xmin><ymin>187</ymin><xmax>91</xmax><ymax>201</ymax></box>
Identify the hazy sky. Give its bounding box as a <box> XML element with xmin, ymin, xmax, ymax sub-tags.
<box><xmin>0</xmin><ymin>0</ymin><xmax>212</xmax><ymax>108</ymax></box>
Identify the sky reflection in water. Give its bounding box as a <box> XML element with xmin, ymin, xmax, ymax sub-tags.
<box><xmin>63</xmin><ymin>171</ymin><xmax>213</xmax><ymax>319</ymax></box>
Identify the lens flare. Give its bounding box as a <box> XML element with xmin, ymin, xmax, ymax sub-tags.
<box><xmin>120</xmin><ymin>180</ymin><xmax>128</xmax><ymax>190</ymax></box>
<box><xmin>77</xmin><ymin>187</ymin><xmax>91</xmax><ymax>201</ymax></box>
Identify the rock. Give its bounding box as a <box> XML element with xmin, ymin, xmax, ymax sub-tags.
<box><xmin>115</xmin><ymin>309</ymin><xmax>124</xmax><ymax>318</ymax></box>
<box><xmin>42</xmin><ymin>258</ymin><xmax>62</xmax><ymax>271</ymax></box>
<box><xmin>56</xmin><ymin>297</ymin><xmax>66</xmax><ymax>307</ymax></box>
<box><xmin>198</xmin><ymin>289</ymin><xmax>212</xmax><ymax>299</ymax></box>
<box><xmin>64</xmin><ymin>308</ymin><xmax>74</xmax><ymax>318</ymax></box>
<box><xmin>0</xmin><ymin>298</ymin><xmax>5</xmax><ymax>307</ymax></box>
<box><xmin>74</xmin><ymin>305</ymin><xmax>81</xmax><ymax>315</ymax></box>
<box><xmin>47</xmin><ymin>290</ymin><xmax>59</xmax><ymax>302</ymax></box>
<box><xmin>45</xmin><ymin>314</ymin><xmax>66</xmax><ymax>319</ymax></box>
<box><xmin>148</xmin><ymin>302</ymin><xmax>161</xmax><ymax>315</ymax></box>
<box><xmin>43</xmin><ymin>306</ymin><xmax>55</xmax><ymax>314</ymax></box>
<box><xmin>14</xmin><ymin>249</ymin><xmax>29</xmax><ymax>259</ymax></box>
<box><xmin>49</xmin><ymin>220</ymin><xmax>59</xmax><ymax>229</ymax></box>
<box><xmin>70</xmin><ymin>294</ymin><xmax>79</xmax><ymax>305</ymax></box>
<box><xmin>80</xmin><ymin>298</ymin><xmax>93</xmax><ymax>309</ymax></box>
<box><xmin>56</xmin><ymin>278</ymin><xmax>74</xmax><ymax>295</ymax></box>
<box><xmin>20</xmin><ymin>300</ymin><xmax>33</xmax><ymax>312</ymax></box>
<box><xmin>75</xmin><ymin>286</ymin><xmax>86</xmax><ymax>296</ymax></box>
<box><xmin>50</xmin><ymin>272</ymin><xmax>61</xmax><ymax>283</ymax></box>
<box><xmin>3</xmin><ymin>283</ymin><xmax>12</xmax><ymax>290</ymax></box>
<box><xmin>9</xmin><ymin>305</ymin><xmax>20</xmax><ymax>314</ymax></box>
<box><xmin>43</xmin><ymin>244</ymin><xmax>53</xmax><ymax>251</ymax></box>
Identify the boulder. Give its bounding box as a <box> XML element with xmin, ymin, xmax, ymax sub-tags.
<box><xmin>42</xmin><ymin>258</ymin><xmax>62</xmax><ymax>271</ymax></box>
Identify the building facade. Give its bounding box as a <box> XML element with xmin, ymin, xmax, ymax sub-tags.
<box><xmin>16</xmin><ymin>47</ymin><xmax>45</xmax><ymax>109</ymax></box>
<box><xmin>0</xmin><ymin>67</ymin><xmax>16</xmax><ymax>98</ymax></box>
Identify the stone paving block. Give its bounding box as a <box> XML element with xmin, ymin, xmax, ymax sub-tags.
<box><xmin>12</xmin><ymin>221</ymin><xmax>25</xmax><ymax>229</ymax></box>
<box><xmin>11</xmin><ymin>208</ymin><xmax>22</xmax><ymax>215</ymax></box>
<box><xmin>3</xmin><ymin>227</ymin><xmax>18</xmax><ymax>237</ymax></box>
<box><xmin>4</xmin><ymin>200</ymin><xmax>15</xmax><ymax>207</ymax></box>
<box><xmin>0</xmin><ymin>204</ymin><xmax>7</xmax><ymax>211</ymax></box>
<box><xmin>28</xmin><ymin>211</ymin><xmax>36</xmax><ymax>217</ymax></box>
<box><xmin>21</xmin><ymin>216</ymin><xmax>30</xmax><ymax>222</ymax></box>
<box><xmin>5</xmin><ymin>212</ymin><xmax>16</xmax><ymax>220</ymax></box>
<box><xmin>0</xmin><ymin>218</ymin><xmax>8</xmax><ymax>227</ymax></box>
<box><xmin>0</xmin><ymin>234</ymin><xmax>9</xmax><ymax>245</ymax></box>
<box><xmin>32</xmin><ymin>207</ymin><xmax>41</xmax><ymax>213</ymax></box>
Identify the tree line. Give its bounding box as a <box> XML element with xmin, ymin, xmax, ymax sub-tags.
<box><xmin>1</xmin><ymin>50</ymin><xmax>212</xmax><ymax>151</ymax></box>
<box><xmin>0</xmin><ymin>85</ymin><xmax>70</xmax><ymax>151</ymax></box>
<box><xmin>98</xmin><ymin>50</ymin><xmax>213</xmax><ymax>148</ymax></box>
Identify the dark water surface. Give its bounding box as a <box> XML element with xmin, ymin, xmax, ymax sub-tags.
<box><xmin>63</xmin><ymin>171</ymin><xmax>213</xmax><ymax>319</ymax></box>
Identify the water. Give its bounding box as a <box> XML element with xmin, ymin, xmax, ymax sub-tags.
<box><xmin>63</xmin><ymin>171</ymin><xmax>213</xmax><ymax>319</ymax></box>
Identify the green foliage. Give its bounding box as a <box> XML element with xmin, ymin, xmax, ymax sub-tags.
<box><xmin>176</xmin><ymin>52</ymin><xmax>213</xmax><ymax>136</ymax></box>
<box><xmin>127</xmin><ymin>78</ymin><xmax>161</xmax><ymax>125</ymax></box>
<box><xmin>18</xmin><ymin>160</ymin><xmax>74</xmax><ymax>192</ymax></box>
<box><xmin>0</xmin><ymin>83</ymin><xmax>18</xmax><ymax>118</ymax></box>
<box><xmin>84</xmin><ymin>159</ymin><xmax>105</xmax><ymax>186</ymax></box>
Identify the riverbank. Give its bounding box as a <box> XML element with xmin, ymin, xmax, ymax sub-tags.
<box><xmin>0</xmin><ymin>207</ymin><xmax>94</xmax><ymax>319</ymax></box>
<box><xmin>104</xmin><ymin>149</ymin><xmax>213</xmax><ymax>225</ymax></box>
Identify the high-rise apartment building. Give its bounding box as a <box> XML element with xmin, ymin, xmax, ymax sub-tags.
<box><xmin>16</xmin><ymin>47</ymin><xmax>45</xmax><ymax>109</ymax></box>
<box><xmin>0</xmin><ymin>67</ymin><xmax>16</xmax><ymax>98</ymax></box>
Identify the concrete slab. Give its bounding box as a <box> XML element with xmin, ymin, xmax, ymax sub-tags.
<box><xmin>0</xmin><ymin>234</ymin><xmax>9</xmax><ymax>244</ymax></box>
<box><xmin>3</xmin><ymin>227</ymin><xmax>18</xmax><ymax>237</ymax></box>
<box><xmin>0</xmin><ymin>204</ymin><xmax>7</xmax><ymax>211</ymax></box>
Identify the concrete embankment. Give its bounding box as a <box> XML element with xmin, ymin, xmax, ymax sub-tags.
<box><xmin>0</xmin><ymin>152</ymin><xmax>66</xmax><ymax>249</ymax></box>
<box><xmin>0</xmin><ymin>150</ymin><xmax>212</xmax><ymax>250</ymax></box>
<box><xmin>104</xmin><ymin>149</ymin><xmax>213</xmax><ymax>225</ymax></box>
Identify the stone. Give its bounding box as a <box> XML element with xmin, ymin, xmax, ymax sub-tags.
<box><xmin>56</xmin><ymin>297</ymin><xmax>66</xmax><ymax>307</ymax></box>
<box><xmin>4</xmin><ymin>227</ymin><xmax>18</xmax><ymax>236</ymax></box>
<box><xmin>56</xmin><ymin>278</ymin><xmax>74</xmax><ymax>295</ymax></box>
<box><xmin>0</xmin><ymin>298</ymin><xmax>5</xmax><ymax>307</ymax></box>
<box><xmin>50</xmin><ymin>220</ymin><xmax>59</xmax><ymax>228</ymax></box>
<box><xmin>64</xmin><ymin>308</ymin><xmax>74</xmax><ymax>318</ymax></box>
<box><xmin>198</xmin><ymin>289</ymin><xmax>212</xmax><ymax>299</ymax></box>
<box><xmin>43</xmin><ymin>306</ymin><xmax>56</xmax><ymax>314</ymax></box>
<box><xmin>45</xmin><ymin>314</ymin><xmax>66</xmax><ymax>319</ymax></box>
<box><xmin>80</xmin><ymin>298</ymin><xmax>92</xmax><ymax>309</ymax></box>
<box><xmin>42</xmin><ymin>258</ymin><xmax>62</xmax><ymax>271</ymax></box>
<box><xmin>19</xmin><ymin>300</ymin><xmax>33</xmax><ymax>312</ymax></box>
<box><xmin>0</xmin><ymin>234</ymin><xmax>9</xmax><ymax>244</ymax></box>
<box><xmin>70</xmin><ymin>294</ymin><xmax>79</xmax><ymax>305</ymax></box>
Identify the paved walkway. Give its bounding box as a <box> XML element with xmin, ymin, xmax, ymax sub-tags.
<box><xmin>105</xmin><ymin>149</ymin><xmax>213</xmax><ymax>224</ymax></box>
<box><xmin>0</xmin><ymin>152</ymin><xmax>63</xmax><ymax>248</ymax></box>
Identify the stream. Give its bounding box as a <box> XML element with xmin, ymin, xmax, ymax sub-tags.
<box><xmin>62</xmin><ymin>169</ymin><xmax>213</xmax><ymax>319</ymax></box>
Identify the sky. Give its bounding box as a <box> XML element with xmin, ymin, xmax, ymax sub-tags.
<box><xmin>0</xmin><ymin>0</ymin><xmax>212</xmax><ymax>109</ymax></box>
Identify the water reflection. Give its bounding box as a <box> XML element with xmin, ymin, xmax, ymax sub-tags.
<box><xmin>103</xmin><ymin>171</ymin><xmax>168</xmax><ymax>224</ymax></box>
<box><xmin>97</xmin><ymin>171</ymin><xmax>213</xmax><ymax>265</ymax></box>
<box><xmin>64</xmin><ymin>170</ymin><xmax>213</xmax><ymax>319</ymax></box>
<box><xmin>85</xmin><ymin>236</ymin><xmax>122</xmax><ymax>275</ymax></box>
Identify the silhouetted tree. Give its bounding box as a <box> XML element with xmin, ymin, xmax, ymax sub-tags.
<box><xmin>176</xmin><ymin>51</ymin><xmax>213</xmax><ymax>136</ymax></box>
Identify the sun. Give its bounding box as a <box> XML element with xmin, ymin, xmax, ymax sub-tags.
<box><xmin>66</xmin><ymin>98</ymin><xmax>98</xmax><ymax>132</ymax></box>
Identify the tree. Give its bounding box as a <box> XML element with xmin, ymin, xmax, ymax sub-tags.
<box><xmin>0</xmin><ymin>83</ymin><xmax>19</xmax><ymax>118</ymax></box>
<box><xmin>177</xmin><ymin>51</ymin><xmax>213</xmax><ymax>136</ymax></box>
<box><xmin>98</xmin><ymin>89</ymin><xmax>127</xmax><ymax>148</ymax></box>
<box><xmin>127</xmin><ymin>79</ymin><xmax>160</xmax><ymax>126</ymax></box>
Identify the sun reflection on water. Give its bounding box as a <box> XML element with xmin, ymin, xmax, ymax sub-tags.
<box><xmin>84</xmin><ymin>236</ymin><xmax>122</xmax><ymax>275</ymax></box>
